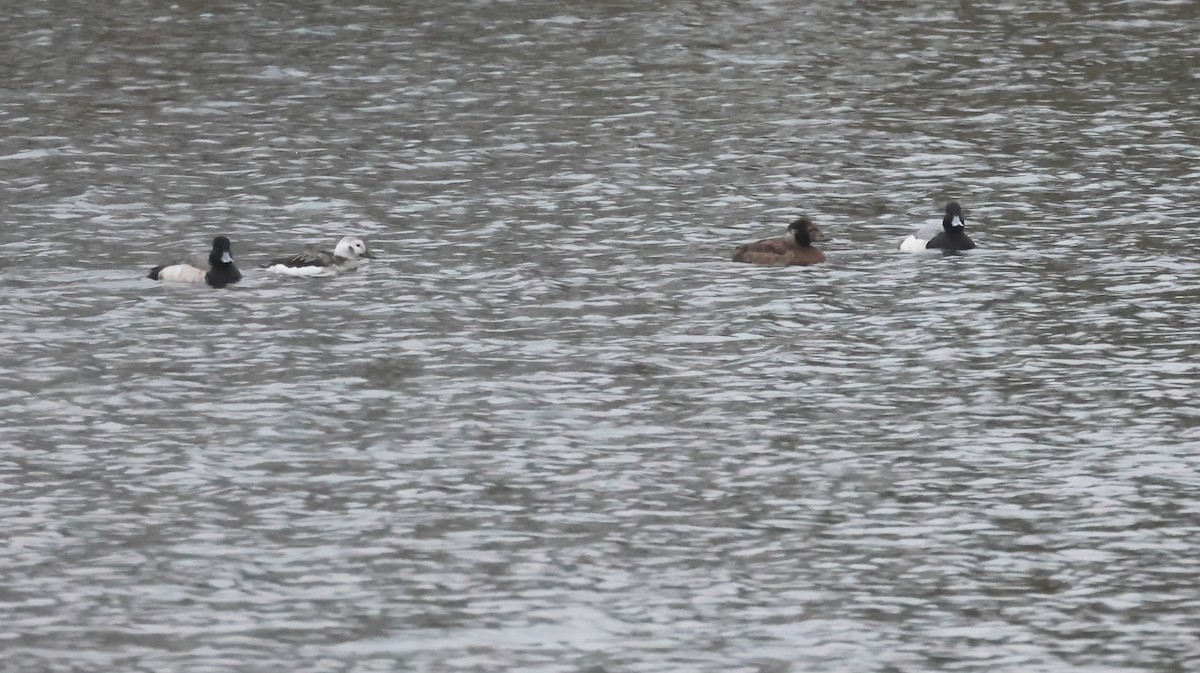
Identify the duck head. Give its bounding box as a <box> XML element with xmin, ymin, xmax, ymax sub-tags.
<box><xmin>789</xmin><ymin>217</ymin><xmax>825</xmax><ymax>246</ymax></box>
<box><xmin>942</xmin><ymin>202</ymin><xmax>966</xmax><ymax>234</ymax></box>
<box><xmin>209</xmin><ymin>236</ymin><xmax>235</xmax><ymax>266</ymax></box>
<box><xmin>334</xmin><ymin>237</ymin><xmax>373</xmax><ymax>260</ymax></box>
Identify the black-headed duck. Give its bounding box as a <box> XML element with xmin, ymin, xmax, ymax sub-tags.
<box><xmin>901</xmin><ymin>202</ymin><xmax>976</xmax><ymax>252</ymax></box>
<box><xmin>148</xmin><ymin>236</ymin><xmax>242</xmax><ymax>288</ymax></box>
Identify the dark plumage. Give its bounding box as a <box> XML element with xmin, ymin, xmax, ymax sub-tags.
<box><xmin>901</xmin><ymin>202</ymin><xmax>976</xmax><ymax>252</ymax></box>
<box><xmin>732</xmin><ymin>217</ymin><xmax>827</xmax><ymax>266</ymax></box>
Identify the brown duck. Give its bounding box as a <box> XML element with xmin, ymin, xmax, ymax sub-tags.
<box><xmin>732</xmin><ymin>217</ymin><xmax>827</xmax><ymax>266</ymax></box>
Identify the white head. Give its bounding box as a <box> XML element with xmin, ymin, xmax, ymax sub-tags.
<box><xmin>333</xmin><ymin>237</ymin><xmax>372</xmax><ymax>259</ymax></box>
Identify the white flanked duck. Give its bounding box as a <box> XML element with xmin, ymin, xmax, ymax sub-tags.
<box><xmin>148</xmin><ymin>236</ymin><xmax>242</xmax><ymax>288</ymax></box>
<box><xmin>264</xmin><ymin>236</ymin><xmax>374</xmax><ymax>277</ymax></box>
<box><xmin>901</xmin><ymin>202</ymin><xmax>976</xmax><ymax>252</ymax></box>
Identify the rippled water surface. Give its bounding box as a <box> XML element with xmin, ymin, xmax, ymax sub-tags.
<box><xmin>3</xmin><ymin>1</ymin><xmax>1200</xmax><ymax>671</ymax></box>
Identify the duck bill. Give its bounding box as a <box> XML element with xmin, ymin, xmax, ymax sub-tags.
<box><xmin>221</xmin><ymin>251</ymin><xmax>234</xmax><ymax>263</ymax></box>
<box><xmin>951</xmin><ymin>216</ymin><xmax>964</xmax><ymax>228</ymax></box>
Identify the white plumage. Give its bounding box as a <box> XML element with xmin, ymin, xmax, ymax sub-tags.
<box><xmin>153</xmin><ymin>264</ymin><xmax>210</xmax><ymax>283</ymax></box>
<box><xmin>264</xmin><ymin>236</ymin><xmax>373</xmax><ymax>277</ymax></box>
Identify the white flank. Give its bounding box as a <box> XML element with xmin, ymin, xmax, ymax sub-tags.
<box><xmin>156</xmin><ymin>264</ymin><xmax>208</xmax><ymax>283</ymax></box>
<box><xmin>266</xmin><ymin>263</ymin><xmax>334</xmax><ymax>277</ymax></box>
<box><xmin>900</xmin><ymin>235</ymin><xmax>928</xmax><ymax>252</ymax></box>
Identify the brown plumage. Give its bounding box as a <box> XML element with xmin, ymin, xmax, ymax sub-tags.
<box><xmin>732</xmin><ymin>217</ymin><xmax>827</xmax><ymax>266</ymax></box>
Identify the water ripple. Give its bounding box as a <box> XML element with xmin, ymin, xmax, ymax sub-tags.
<box><xmin>3</xmin><ymin>1</ymin><xmax>1200</xmax><ymax>672</ymax></box>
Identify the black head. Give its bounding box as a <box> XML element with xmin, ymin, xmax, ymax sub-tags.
<box><xmin>788</xmin><ymin>217</ymin><xmax>817</xmax><ymax>247</ymax></box>
<box><xmin>209</xmin><ymin>236</ymin><xmax>234</xmax><ymax>266</ymax></box>
<box><xmin>942</xmin><ymin>202</ymin><xmax>966</xmax><ymax>234</ymax></box>
<box><xmin>206</xmin><ymin>236</ymin><xmax>241</xmax><ymax>287</ymax></box>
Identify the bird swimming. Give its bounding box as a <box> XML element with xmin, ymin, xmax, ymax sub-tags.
<box><xmin>732</xmin><ymin>217</ymin><xmax>827</xmax><ymax>266</ymax></box>
<box><xmin>148</xmin><ymin>236</ymin><xmax>242</xmax><ymax>288</ymax></box>
<box><xmin>263</xmin><ymin>237</ymin><xmax>374</xmax><ymax>276</ymax></box>
<box><xmin>900</xmin><ymin>202</ymin><xmax>976</xmax><ymax>252</ymax></box>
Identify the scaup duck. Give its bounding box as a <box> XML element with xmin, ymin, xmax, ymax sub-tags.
<box><xmin>264</xmin><ymin>236</ymin><xmax>374</xmax><ymax>276</ymax></box>
<box><xmin>900</xmin><ymin>202</ymin><xmax>976</xmax><ymax>252</ymax></box>
<box><xmin>732</xmin><ymin>217</ymin><xmax>827</xmax><ymax>266</ymax></box>
<box><xmin>148</xmin><ymin>236</ymin><xmax>242</xmax><ymax>288</ymax></box>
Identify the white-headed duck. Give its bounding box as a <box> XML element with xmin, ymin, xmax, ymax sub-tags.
<box><xmin>264</xmin><ymin>236</ymin><xmax>374</xmax><ymax>277</ymax></box>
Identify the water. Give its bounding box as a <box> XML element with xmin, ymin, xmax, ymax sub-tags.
<box><xmin>3</xmin><ymin>1</ymin><xmax>1200</xmax><ymax>671</ymax></box>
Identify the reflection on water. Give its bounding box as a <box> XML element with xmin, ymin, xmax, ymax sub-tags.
<box><xmin>2</xmin><ymin>1</ymin><xmax>1200</xmax><ymax>671</ymax></box>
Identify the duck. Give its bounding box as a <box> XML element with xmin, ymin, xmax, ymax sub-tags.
<box><xmin>900</xmin><ymin>202</ymin><xmax>976</xmax><ymax>252</ymax></box>
<box><xmin>732</xmin><ymin>217</ymin><xmax>827</xmax><ymax>266</ymax></box>
<box><xmin>263</xmin><ymin>236</ymin><xmax>374</xmax><ymax>277</ymax></box>
<box><xmin>148</xmin><ymin>236</ymin><xmax>242</xmax><ymax>288</ymax></box>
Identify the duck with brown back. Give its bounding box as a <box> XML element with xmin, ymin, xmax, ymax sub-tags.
<box><xmin>732</xmin><ymin>217</ymin><xmax>827</xmax><ymax>266</ymax></box>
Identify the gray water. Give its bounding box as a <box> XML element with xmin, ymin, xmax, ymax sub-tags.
<box><xmin>3</xmin><ymin>1</ymin><xmax>1200</xmax><ymax>671</ymax></box>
